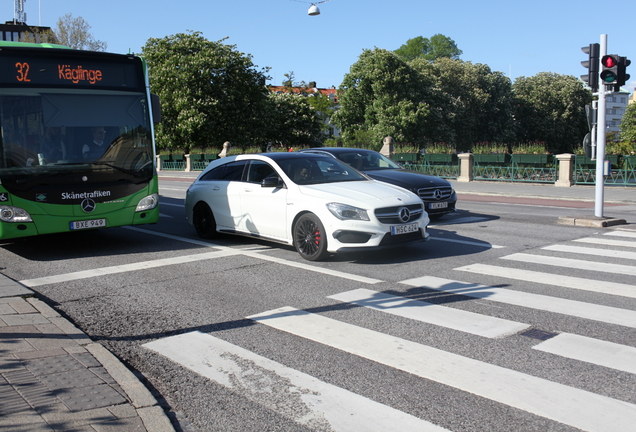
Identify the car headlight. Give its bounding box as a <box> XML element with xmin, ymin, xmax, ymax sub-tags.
<box><xmin>136</xmin><ymin>193</ymin><xmax>159</xmax><ymax>212</ymax></box>
<box><xmin>327</xmin><ymin>203</ymin><xmax>369</xmax><ymax>221</ymax></box>
<box><xmin>0</xmin><ymin>205</ymin><xmax>33</xmax><ymax>222</ymax></box>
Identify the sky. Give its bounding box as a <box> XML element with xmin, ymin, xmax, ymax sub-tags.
<box><xmin>6</xmin><ymin>0</ymin><xmax>636</xmax><ymax>93</ymax></box>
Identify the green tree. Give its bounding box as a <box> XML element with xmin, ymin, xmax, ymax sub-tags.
<box><xmin>394</xmin><ymin>34</ymin><xmax>462</xmax><ymax>62</ymax></box>
<box><xmin>414</xmin><ymin>58</ymin><xmax>515</xmax><ymax>150</ymax></box>
<box><xmin>513</xmin><ymin>73</ymin><xmax>592</xmax><ymax>153</ymax></box>
<box><xmin>331</xmin><ymin>48</ymin><xmax>444</xmax><ymax>148</ymax></box>
<box><xmin>19</xmin><ymin>27</ymin><xmax>58</xmax><ymax>44</ymax></box>
<box><xmin>54</xmin><ymin>14</ymin><xmax>107</xmax><ymax>51</ymax></box>
<box><xmin>264</xmin><ymin>92</ymin><xmax>324</xmax><ymax>148</ymax></box>
<box><xmin>141</xmin><ymin>31</ymin><xmax>271</xmax><ymax>152</ymax></box>
<box><xmin>619</xmin><ymin>102</ymin><xmax>636</xmax><ymax>146</ymax></box>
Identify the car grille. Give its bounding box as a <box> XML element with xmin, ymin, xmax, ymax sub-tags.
<box><xmin>334</xmin><ymin>231</ymin><xmax>372</xmax><ymax>244</ymax></box>
<box><xmin>417</xmin><ymin>186</ymin><xmax>454</xmax><ymax>202</ymax></box>
<box><xmin>379</xmin><ymin>230</ymin><xmax>423</xmax><ymax>245</ymax></box>
<box><xmin>375</xmin><ymin>204</ymin><xmax>423</xmax><ymax>224</ymax></box>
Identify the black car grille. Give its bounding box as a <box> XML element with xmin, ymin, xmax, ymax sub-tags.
<box><xmin>334</xmin><ymin>231</ymin><xmax>372</xmax><ymax>244</ymax></box>
<box><xmin>375</xmin><ymin>204</ymin><xmax>423</xmax><ymax>224</ymax></box>
<box><xmin>417</xmin><ymin>186</ymin><xmax>454</xmax><ymax>202</ymax></box>
<box><xmin>379</xmin><ymin>230</ymin><xmax>424</xmax><ymax>246</ymax></box>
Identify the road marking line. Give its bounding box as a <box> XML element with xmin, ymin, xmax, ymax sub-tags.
<box><xmin>455</xmin><ymin>263</ymin><xmax>636</xmax><ymax>299</ymax></box>
<box><xmin>19</xmin><ymin>250</ymin><xmax>241</xmax><ymax>287</ymax></box>
<box><xmin>248</xmin><ymin>307</ymin><xmax>636</xmax><ymax>432</ymax></box>
<box><xmin>143</xmin><ymin>331</ymin><xmax>449</xmax><ymax>432</ymax></box>
<box><xmin>429</xmin><ymin>237</ymin><xmax>505</xmax><ymax>249</ymax></box>
<box><xmin>399</xmin><ymin>276</ymin><xmax>636</xmax><ymax>328</ymax></box>
<box><xmin>606</xmin><ymin>231</ymin><xmax>636</xmax><ymax>239</ymax></box>
<box><xmin>328</xmin><ymin>288</ymin><xmax>528</xmax><ymax>338</ymax></box>
<box><xmin>125</xmin><ymin>227</ymin><xmax>383</xmax><ymax>284</ymax></box>
<box><xmin>502</xmin><ymin>253</ymin><xmax>636</xmax><ymax>276</ymax></box>
<box><xmin>543</xmin><ymin>244</ymin><xmax>636</xmax><ymax>260</ymax></box>
<box><xmin>533</xmin><ymin>333</ymin><xmax>636</xmax><ymax>375</ymax></box>
<box><xmin>574</xmin><ymin>237</ymin><xmax>636</xmax><ymax>248</ymax></box>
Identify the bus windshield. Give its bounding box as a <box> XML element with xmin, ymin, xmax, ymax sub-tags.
<box><xmin>0</xmin><ymin>89</ymin><xmax>154</xmax><ymax>182</ymax></box>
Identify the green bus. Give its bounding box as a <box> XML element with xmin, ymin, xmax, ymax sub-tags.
<box><xmin>0</xmin><ymin>41</ymin><xmax>160</xmax><ymax>240</ymax></box>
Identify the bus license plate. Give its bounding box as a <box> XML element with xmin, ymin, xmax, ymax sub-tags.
<box><xmin>429</xmin><ymin>202</ymin><xmax>448</xmax><ymax>210</ymax></box>
<box><xmin>391</xmin><ymin>223</ymin><xmax>419</xmax><ymax>235</ymax></box>
<box><xmin>70</xmin><ymin>219</ymin><xmax>106</xmax><ymax>230</ymax></box>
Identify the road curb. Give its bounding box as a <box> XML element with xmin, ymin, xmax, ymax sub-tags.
<box><xmin>557</xmin><ymin>216</ymin><xmax>627</xmax><ymax>227</ymax></box>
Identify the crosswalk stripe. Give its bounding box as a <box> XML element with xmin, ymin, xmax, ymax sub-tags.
<box><xmin>399</xmin><ymin>276</ymin><xmax>636</xmax><ymax>328</ymax></box>
<box><xmin>606</xmin><ymin>231</ymin><xmax>636</xmax><ymax>239</ymax></box>
<box><xmin>328</xmin><ymin>288</ymin><xmax>528</xmax><ymax>338</ymax></box>
<box><xmin>429</xmin><ymin>216</ymin><xmax>487</xmax><ymax>226</ymax></box>
<box><xmin>248</xmin><ymin>307</ymin><xmax>636</xmax><ymax>432</ymax></box>
<box><xmin>501</xmin><ymin>253</ymin><xmax>636</xmax><ymax>276</ymax></box>
<box><xmin>543</xmin><ymin>244</ymin><xmax>636</xmax><ymax>260</ymax></box>
<box><xmin>19</xmin><ymin>249</ymin><xmax>242</xmax><ymax>287</ymax></box>
<box><xmin>429</xmin><ymin>237</ymin><xmax>505</xmax><ymax>249</ymax></box>
<box><xmin>143</xmin><ymin>331</ymin><xmax>449</xmax><ymax>432</ymax></box>
<box><xmin>574</xmin><ymin>237</ymin><xmax>636</xmax><ymax>248</ymax></box>
<box><xmin>455</xmin><ymin>263</ymin><xmax>636</xmax><ymax>299</ymax></box>
<box><xmin>533</xmin><ymin>333</ymin><xmax>636</xmax><ymax>375</ymax></box>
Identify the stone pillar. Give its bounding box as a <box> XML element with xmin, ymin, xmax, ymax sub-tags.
<box><xmin>457</xmin><ymin>153</ymin><xmax>473</xmax><ymax>182</ymax></box>
<box><xmin>155</xmin><ymin>155</ymin><xmax>162</xmax><ymax>171</ymax></box>
<box><xmin>185</xmin><ymin>154</ymin><xmax>192</xmax><ymax>172</ymax></box>
<box><xmin>218</xmin><ymin>141</ymin><xmax>232</xmax><ymax>158</ymax></box>
<box><xmin>555</xmin><ymin>153</ymin><xmax>575</xmax><ymax>187</ymax></box>
<box><xmin>380</xmin><ymin>136</ymin><xmax>394</xmax><ymax>158</ymax></box>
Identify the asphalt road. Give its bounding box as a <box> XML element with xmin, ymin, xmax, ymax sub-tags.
<box><xmin>1</xmin><ymin>178</ymin><xmax>635</xmax><ymax>432</ymax></box>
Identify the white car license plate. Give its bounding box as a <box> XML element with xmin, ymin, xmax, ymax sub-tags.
<box><xmin>391</xmin><ymin>223</ymin><xmax>419</xmax><ymax>235</ymax></box>
<box><xmin>429</xmin><ymin>202</ymin><xmax>448</xmax><ymax>210</ymax></box>
<box><xmin>70</xmin><ymin>219</ymin><xmax>106</xmax><ymax>230</ymax></box>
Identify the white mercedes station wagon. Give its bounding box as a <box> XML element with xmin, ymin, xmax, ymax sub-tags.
<box><xmin>185</xmin><ymin>153</ymin><xmax>429</xmax><ymax>261</ymax></box>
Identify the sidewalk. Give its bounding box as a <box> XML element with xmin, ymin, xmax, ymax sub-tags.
<box><xmin>0</xmin><ymin>276</ymin><xmax>175</xmax><ymax>432</ymax></box>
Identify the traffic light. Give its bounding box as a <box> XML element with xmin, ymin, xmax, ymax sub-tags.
<box><xmin>616</xmin><ymin>56</ymin><xmax>631</xmax><ymax>90</ymax></box>
<box><xmin>600</xmin><ymin>54</ymin><xmax>620</xmax><ymax>85</ymax></box>
<box><xmin>581</xmin><ymin>43</ymin><xmax>599</xmax><ymax>92</ymax></box>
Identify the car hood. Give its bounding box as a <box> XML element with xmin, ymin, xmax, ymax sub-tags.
<box><xmin>299</xmin><ymin>180</ymin><xmax>420</xmax><ymax>207</ymax></box>
<box><xmin>364</xmin><ymin>169</ymin><xmax>451</xmax><ymax>189</ymax></box>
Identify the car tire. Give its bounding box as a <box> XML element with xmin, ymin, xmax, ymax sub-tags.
<box><xmin>193</xmin><ymin>202</ymin><xmax>217</xmax><ymax>239</ymax></box>
<box><xmin>293</xmin><ymin>213</ymin><xmax>329</xmax><ymax>261</ymax></box>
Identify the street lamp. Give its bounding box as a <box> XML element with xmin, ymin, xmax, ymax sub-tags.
<box><xmin>292</xmin><ymin>0</ymin><xmax>331</xmax><ymax>16</ymax></box>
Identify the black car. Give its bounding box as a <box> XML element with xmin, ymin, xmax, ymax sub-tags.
<box><xmin>298</xmin><ymin>147</ymin><xmax>457</xmax><ymax>219</ymax></box>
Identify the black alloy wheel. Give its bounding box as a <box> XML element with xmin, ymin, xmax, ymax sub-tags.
<box><xmin>193</xmin><ymin>202</ymin><xmax>217</xmax><ymax>239</ymax></box>
<box><xmin>293</xmin><ymin>213</ymin><xmax>329</xmax><ymax>261</ymax></box>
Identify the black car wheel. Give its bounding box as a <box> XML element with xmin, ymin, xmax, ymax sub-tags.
<box><xmin>193</xmin><ymin>202</ymin><xmax>217</xmax><ymax>239</ymax></box>
<box><xmin>293</xmin><ymin>213</ymin><xmax>329</xmax><ymax>261</ymax></box>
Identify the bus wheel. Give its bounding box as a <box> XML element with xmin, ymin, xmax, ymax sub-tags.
<box><xmin>193</xmin><ymin>202</ymin><xmax>217</xmax><ymax>239</ymax></box>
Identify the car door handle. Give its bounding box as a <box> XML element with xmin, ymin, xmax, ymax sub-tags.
<box><xmin>210</xmin><ymin>186</ymin><xmax>220</xmax><ymax>191</ymax></box>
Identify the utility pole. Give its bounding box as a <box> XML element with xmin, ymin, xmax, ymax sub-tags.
<box><xmin>594</xmin><ymin>34</ymin><xmax>607</xmax><ymax>218</ymax></box>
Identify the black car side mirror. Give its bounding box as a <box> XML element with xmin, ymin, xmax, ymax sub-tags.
<box><xmin>261</xmin><ymin>176</ymin><xmax>284</xmax><ymax>188</ymax></box>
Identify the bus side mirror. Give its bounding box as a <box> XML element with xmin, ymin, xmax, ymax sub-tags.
<box><xmin>151</xmin><ymin>94</ymin><xmax>161</xmax><ymax>124</ymax></box>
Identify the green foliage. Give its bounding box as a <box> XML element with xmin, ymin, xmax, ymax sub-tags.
<box><xmin>471</xmin><ymin>142</ymin><xmax>509</xmax><ymax>154</ymax></box>
<box><xmin>142</xmin><ymin>31</ymin><xmax>271</xmax><ymax>153</ymax></box>
<box><xmin>331</xmin><ymin>48</ymin><xmax>439</xmax><ymax>148</ymax></box>
<box><xmin>264</xmin><ymin>92</ymin><xmax>324</xmax><ymax>148</ymax></box>
<box><xmin>394</xmin><ymin>34</ymin><xmax>462</xmax><ymax>62</ymax></box>
<box><xmin>416</xmin><ymin>58</ymin><xmax>515</xmax><ymax>151</ymax></box>
<box><xmin>619</xmin><ymin>102</ymin><xmax>636</xmax><ymax>146</ymax></box>
<box><xmin>424</xmin><ymin>142</ymin><xmax>456</xmax><ymax>154</ymax></box>
<box><xmin>511</xmin><ymin>142</ymin><xmax>548</xmax><ymax>154</ymax></box>
<box><xmin>512</xmin><ymin>72</ymin><xmax>592</xmax><ymax>154</ymax></box>
<box><xmin>54</xmin><ymin>14</ymin><xmax>106</xmax><ymax>51</ymax></box>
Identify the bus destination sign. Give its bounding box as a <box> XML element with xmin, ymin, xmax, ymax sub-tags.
<box><xmin>0</xmin><ymin>53</ymin><xmax>142</xmax><ymax>89</ymax></box>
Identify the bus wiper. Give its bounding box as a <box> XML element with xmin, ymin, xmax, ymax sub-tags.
<box><xmin>55</xmin><ymin>162</ymin><xmax>141</xmax><ymax>177</ymax></box>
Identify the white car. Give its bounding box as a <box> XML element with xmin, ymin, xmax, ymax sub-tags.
<box><xmin>185</xmin><ymin>153</ymin><xmax>429</xmax><ymax>261</ymax></box>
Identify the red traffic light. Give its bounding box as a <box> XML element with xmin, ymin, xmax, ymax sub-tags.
<box><xmin>602</xmin><ymin>55</ymin><xmax>617</xmax><ymax>68</ymax></box>
<box><xmin>600</xmin><ymin>55</ymin><xmax>619</xmax><ymax>84</ymax></box>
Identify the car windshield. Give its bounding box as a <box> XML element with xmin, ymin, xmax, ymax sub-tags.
<box><xmin>335</xmin><ymin>151</ymin><xmax>401</xmax><ymax>171</ymax></box>
<box><xmin>278</xmin><ymin>157</ymin><xmax>367</xmax><ymax>185</ymax></box>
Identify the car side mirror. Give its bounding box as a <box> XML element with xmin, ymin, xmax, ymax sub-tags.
<box><xmin>261</xmin><ymin>176</ymin><xmax>284</xmax><ymax>188</ymax></box>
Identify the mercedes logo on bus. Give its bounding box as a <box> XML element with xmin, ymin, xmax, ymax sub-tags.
<box><xmin>81</xmin><ymin>198</ymin><xmax>96</xmax><ymax>213</ymax></box>
<box><xmin>398</xmin><ymin>207</ymin><xmax>411</xmax><ymax>223</ymax></box>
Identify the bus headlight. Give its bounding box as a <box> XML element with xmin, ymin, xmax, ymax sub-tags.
<box><xmin>136</xmin><ymin>193</ymin><xmax>159</xmax><ymax>212</ymax></box>
<box><xmin>0</xmin><ymin>206</ymin><xmax>33</xmax><ymax>222</ymax></box>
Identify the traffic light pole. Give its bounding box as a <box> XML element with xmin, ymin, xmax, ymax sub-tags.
<box><xmin>595</xmin><ymin>34</ymin><xmax>608</xmax><ymax>218</ymax></box>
